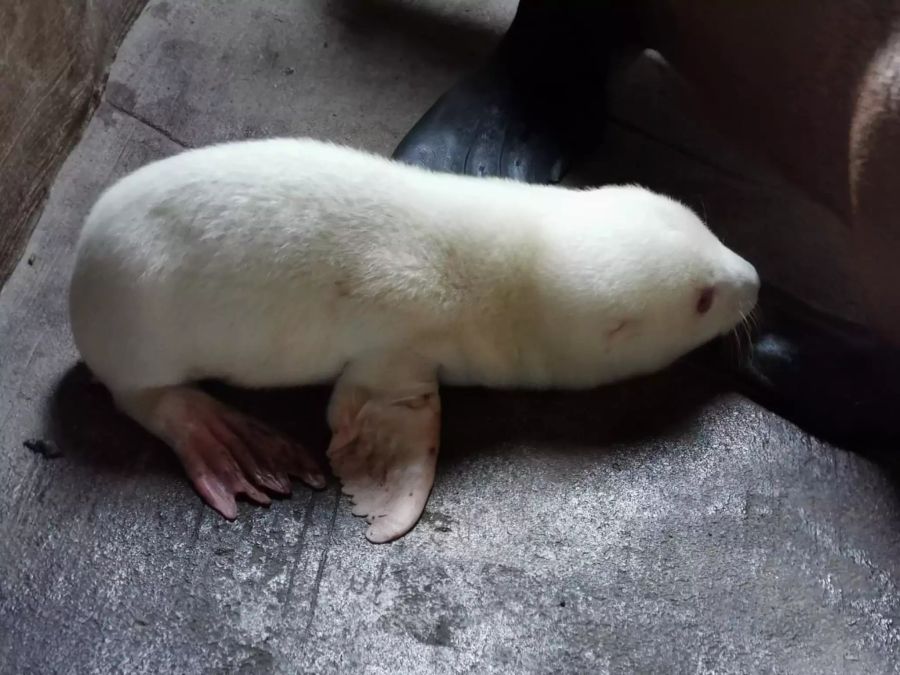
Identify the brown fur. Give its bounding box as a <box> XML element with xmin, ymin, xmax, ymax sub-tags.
<box><xmin>632</xmin><ymin>0</ymin><xmax>900</xmax><ymax>342</ymax></box>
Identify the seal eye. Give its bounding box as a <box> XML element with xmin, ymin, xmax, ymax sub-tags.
<box><xmin>697</xmin><ymin>286</ymin><xmax>715</xmax><ymax>314</ymax></box>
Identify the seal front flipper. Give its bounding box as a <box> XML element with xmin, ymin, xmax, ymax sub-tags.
<box><xmin>326</xmin><ymin>353</ymin><xmax>441</xmax><ymax>543</ymax></box>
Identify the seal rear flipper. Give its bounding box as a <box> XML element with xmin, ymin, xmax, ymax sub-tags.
<box><xmin>113</xmin><ymin>386</ymin><xmax>327</xmax><ymax>520</ymax></box>
<box><xmin>326</xmin><ymin>354</ymin><xmax>441</xmax><ymax>543</ymax></box>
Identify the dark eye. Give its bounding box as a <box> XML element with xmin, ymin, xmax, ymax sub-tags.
<box><xmin>697</xmin><ymin>286</ymin><xmax>715</xmax><ymax>314</ymax></box>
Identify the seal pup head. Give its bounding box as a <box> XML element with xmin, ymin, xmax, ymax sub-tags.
<box><xmin>540</xmin><ymin>185</ymin><xmax>759</xmax><ymax>382</ymax></box>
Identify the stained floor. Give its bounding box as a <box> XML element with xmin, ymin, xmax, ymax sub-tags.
<box><xmin>1</xmin><ymin>2</ymin><xmax>899</xmax><ymax>673</ymax></box>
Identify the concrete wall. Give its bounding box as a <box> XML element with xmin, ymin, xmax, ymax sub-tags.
<box><xmin>0</xmin><ymin>0</ymin><xmax>147</xmax><ymax>288</ymax></box>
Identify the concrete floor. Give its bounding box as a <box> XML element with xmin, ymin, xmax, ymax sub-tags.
<box><xmin>2</xmin><ymin>1</ymin><xmax>900</xmax><ymax>673</ymax></box>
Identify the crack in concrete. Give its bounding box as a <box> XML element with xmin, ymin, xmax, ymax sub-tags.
<box><xmin>104</xmin><ymin>97</ymin><xmax>191</xmax><ymax>149</ymax></box>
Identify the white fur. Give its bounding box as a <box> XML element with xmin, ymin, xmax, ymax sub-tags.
<box><xmin>69</xmin><ymin>138</ymin><xmax>758</xmax><ymax>397</ymax></box>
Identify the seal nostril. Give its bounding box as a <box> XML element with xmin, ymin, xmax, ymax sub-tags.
<box><xmin>697</xmin><ymin>286</ymin><xmax>715</xmax><ymax>314</ymax></box>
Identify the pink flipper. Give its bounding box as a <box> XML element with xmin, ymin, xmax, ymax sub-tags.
<box><xmin>326</xmin><ymin>356</ymin><xmax>441</xmax><ymax>543</ymax></box>
<box><xmin>116</xmin><ymin>386</ymin><xmax>326</xmax><ymax>519</ymax></box>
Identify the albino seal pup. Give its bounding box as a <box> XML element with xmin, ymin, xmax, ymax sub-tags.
<box><xmin>69</xmin><ymin>138</ymin><xmax>759</xmax><ymax>542</ymax></box>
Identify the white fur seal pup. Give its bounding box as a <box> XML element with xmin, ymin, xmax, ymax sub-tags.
<box><xmin>69</xmin><ymin>138</ymin><xmax>759</xmax><ymax>542</ymax></box>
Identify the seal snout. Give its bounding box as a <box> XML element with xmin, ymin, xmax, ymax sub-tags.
<box><xmin>717</xmin><ymin>255</ymin><xmax>760</xmax><ymax>327</ymax></box>
<box><xmin>733</xmin><ymin>257</ymin><xmax>761</xmax><ymax>315</ymax></box>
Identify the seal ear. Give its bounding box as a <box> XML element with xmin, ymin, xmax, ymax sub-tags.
<box><xmin>326</xmin><ymin>354</ymin><xmax>441</xmax><ymax>543</ymax></box>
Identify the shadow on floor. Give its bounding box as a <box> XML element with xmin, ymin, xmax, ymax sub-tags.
<box><xmin>44</xmin><ymin>359</ymin><xmax>724</xmax><ymax>484</ymax></box>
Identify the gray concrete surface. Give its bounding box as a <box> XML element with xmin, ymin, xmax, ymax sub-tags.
<box><xmin>2</xmin><ymin>1</ymin><xmax>900</xmax><ymax>673</ymax></box>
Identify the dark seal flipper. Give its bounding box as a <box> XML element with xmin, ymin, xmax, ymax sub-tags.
<box><xmin>392</xmin><ymin>0</ymin><xmax>616</xmax><ymax>184</ymax></box>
